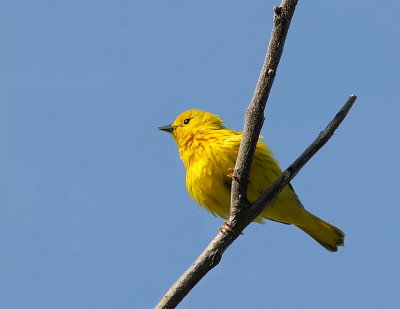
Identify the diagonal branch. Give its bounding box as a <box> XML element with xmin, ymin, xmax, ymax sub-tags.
<box><xmin>242</xmin><ymin>95</ymin><xmax>357</xmax><ymax>223</ymax></box>
<box><xmin>230</xmin><ymin>0</ymin><xmax>298</xmax><ymax>218</ymax></box>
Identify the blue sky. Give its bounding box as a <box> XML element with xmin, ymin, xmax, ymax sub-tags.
<box><xmin>1</xmin><ymin>1</ymin><xmax>399</xmax><ymax>308</ymax></box>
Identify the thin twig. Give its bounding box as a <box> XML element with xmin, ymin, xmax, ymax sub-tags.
<box><xmin>246</xmin><ymin>95</ymin><xmax>357</xmax><ymax>222</ymax></box>
<box><xmin>155</xmin><ymin>95</ymin><xmax>356</xmax><ymax>309</ymax></box>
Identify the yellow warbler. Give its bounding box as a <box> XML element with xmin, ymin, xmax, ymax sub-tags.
<box><xmin>159</xmin><ymin>109</ymin><xmax>344</xmax><ymax>252</ymax></box>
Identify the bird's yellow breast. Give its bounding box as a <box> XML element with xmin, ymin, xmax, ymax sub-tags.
<box><xmin>181</xmin><ymin>130</ymin><xmax>237</xmax><ymax>218</ymax></box>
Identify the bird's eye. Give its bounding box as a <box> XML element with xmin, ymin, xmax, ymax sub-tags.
<box><xmin>183</xmin><ymin>119</ymin><xmax>191</xmax><ymax>125</ymax></box>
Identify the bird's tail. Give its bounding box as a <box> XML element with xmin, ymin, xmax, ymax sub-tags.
<box><xmin>295</xmin><ymin>211</ymin><xmax>345</xmax><ymax>252</ymax></box>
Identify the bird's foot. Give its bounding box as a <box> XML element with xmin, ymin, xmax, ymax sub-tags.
<box><xmin>218</xmin><ymin>221</ymin><xmax>234</xmax><ymax>234</ymax></box>
<box><xmin>227</xmin><ymin>168</ymin><xmax>238</xmax><ymax>180</ymax></box>
<box><xmin>218</xmin><ymin>221</ymin><xmax>243</xmax><ymax>235</ymax></box>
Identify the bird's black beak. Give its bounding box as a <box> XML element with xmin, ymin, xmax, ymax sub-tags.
<box><xmin>158</xmin><ymin>124</ymin><xmax>176</xmax><ymax>133</ymax></box>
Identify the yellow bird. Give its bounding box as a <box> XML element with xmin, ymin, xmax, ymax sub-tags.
<box><xmin>159</xmin><ymin>109</ymin><xmax>344</xmax><ymax>252</ymax></box>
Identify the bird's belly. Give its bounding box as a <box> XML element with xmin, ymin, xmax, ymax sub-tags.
<box><xmin>186</xmin><ymin>160</ymin><xmax>232</xmax><ymax>219</ymax></box>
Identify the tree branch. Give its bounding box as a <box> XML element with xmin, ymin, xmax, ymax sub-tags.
<box><xmin>230</xmin><ymin>0</ymin><xmax>298</xmax><ymax>218</ymax></box>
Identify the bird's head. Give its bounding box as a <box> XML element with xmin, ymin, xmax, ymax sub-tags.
<box><xmin>158</xmin><ymin>109</ymin><xmax>225</xmax><ymax>144</ymax></box>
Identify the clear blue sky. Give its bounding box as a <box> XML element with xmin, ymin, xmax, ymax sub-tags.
<box><xmin>1</xmin><ymin>1</ymin><xmax>399</xmax><ymax>308</ymax></box>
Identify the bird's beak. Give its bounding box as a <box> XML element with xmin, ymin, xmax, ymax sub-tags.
<box><xmin>158</xmin><ymin>124</ymin><xmax>176</xmax><ymax>133</ymax></box>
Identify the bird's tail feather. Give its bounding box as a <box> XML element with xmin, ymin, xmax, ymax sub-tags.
<box><xmin>296</xmin><ymin>212</ymin><xmax>345</xmax><ymax>252</ymax></box>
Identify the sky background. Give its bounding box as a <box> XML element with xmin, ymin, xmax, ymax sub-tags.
<box><xmin>1</xmin><ymin>1</ymin><xmax>399</xmax><ymax>308</ymax></box>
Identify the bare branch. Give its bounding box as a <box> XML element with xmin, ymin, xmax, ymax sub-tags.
<box><xmin>230</xmin><ymin>0</ymin><xmax>298</xmax><ymax>218</ymax></box>
<box><xmin>155</xmin><ymin>95</ymin><xmax>357</xmax><ymax>308</ymax></box>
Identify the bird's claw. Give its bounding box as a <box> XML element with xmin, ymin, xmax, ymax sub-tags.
<box><xmin>218</xmin><ymin>221</ymin><xmax>234</xmax><ymax>234</ymax></box>
<box><xmin>227</xmin><ymin>168</ymin><xmax>238</xmax><ymax>180</ymax></box>
<box><xmin>218</xmin><ymin>221</ymin><xmax>243</xmax><ymax>235</ymax></box>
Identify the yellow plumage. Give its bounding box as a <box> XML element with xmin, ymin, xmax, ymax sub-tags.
<box><xmin>159</xmin><ymin>109</ymin><xmax>344</xmax><ymax>252</ymax></box>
